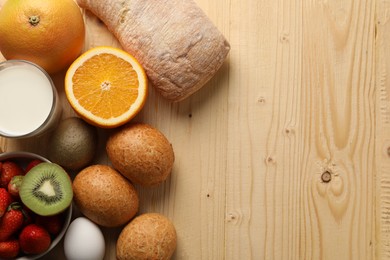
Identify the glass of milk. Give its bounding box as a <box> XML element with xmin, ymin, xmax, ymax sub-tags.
<box><xmin>0</xmin><ymin>60</ymin><xmax>62</xmax><ymax>138</ymax></box>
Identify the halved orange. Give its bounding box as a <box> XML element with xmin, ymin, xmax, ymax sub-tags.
<box><xmin>65</xmin><ymin>46</ymin><xmax>148</xmax><ymax>128</ymax></box>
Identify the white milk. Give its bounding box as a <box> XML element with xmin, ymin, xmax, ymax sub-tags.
<box><xmin>0</xmin><ymin>61</ymin><xmax>61</xmax><ymax>138</ymax></box>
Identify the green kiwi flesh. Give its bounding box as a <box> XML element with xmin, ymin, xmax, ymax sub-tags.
<box><xmin>20</xmin><ymin>162</ymin><xmax>73</xmax><ymax>216</ymax></box>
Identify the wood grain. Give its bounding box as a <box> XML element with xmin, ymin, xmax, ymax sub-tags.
<box><xmin>300</xmin><ymin>0</ymin><xmax>376</xmax><ymax>259</ymax></box>
<box><xmin>376</xmin><ymin>0</ymin><xmax>390</xmax><ymax>258</ymax></box>
<box><xmin>0</xmin><ymin>0</ymin><xmax>389</xmax><ymax>259</ymax></box>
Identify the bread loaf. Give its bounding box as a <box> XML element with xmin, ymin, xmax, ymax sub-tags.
<box><xmin>77</xmin><ymin>0</ymin><xmax>230</xmax><ymax>101</ymax></box>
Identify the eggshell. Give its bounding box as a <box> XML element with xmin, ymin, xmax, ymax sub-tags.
<box><xmin>64</xmin><ymin>217</ymin><xmax>105</xmax><ymax>260</ymax></box>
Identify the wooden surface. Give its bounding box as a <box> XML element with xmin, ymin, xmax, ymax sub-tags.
<box><xmin>1</xmin><ymin>0</ymin><xmax>390</xmax><ymax>259</ymax></box>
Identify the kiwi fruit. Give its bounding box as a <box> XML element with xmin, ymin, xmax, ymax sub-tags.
<box><xmin>48</xmin><ymin>117</ymin><xmax>98</xmax><ymax>171</ymax></box>
<box><xmin>19</xmin><ymin>162</ymin><xmax>73</xmax><ymax>216</ymax></box>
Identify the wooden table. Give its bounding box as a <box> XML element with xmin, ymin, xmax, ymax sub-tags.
<box><xmin>1</xmin><ymin>0</ymin><xmax>390</xmax><ymax>259</ymax></box>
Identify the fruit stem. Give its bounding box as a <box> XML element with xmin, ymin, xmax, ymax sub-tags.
<box><xmin>29</xmin><ymin>16</ymin><xmax>40</xmax><ymax>26</ymax></box>
<box><xmin>7</xmin><ymin>202</ymin><xmax>22</xmax><ymax>211</ymax></box>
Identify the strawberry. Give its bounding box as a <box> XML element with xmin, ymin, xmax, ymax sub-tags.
<box><xmin>25</xmin><ymin>159</ymin><xmax>43</xmax><ymax>173</ymax></box>
<box><xmin>7</xmin><ymin>176</ymin><xmax>23</xmax><ymax>198</ymax></box>
<box><xmin>0</xmin><ymin>161</ymin><xmax>24</xmax><ymax>188</ymax></box>
<box><xmin>0</xmin><ymin>240</ymin><xmax>20</xmax><ymax>258</ymax></box>
<box><xmin>35</xmin><ymin>214</ymin><xmax>64</xmax><ymax>236</ymax></box>
<box><xmin>19</xmin><ymin>224</ymin><xmax>51</xmax><ymax>255</ymax></box>
<box><xmin>21</xmin><ymin>206</ymin><xmax>36</xmax><ymax>226</ymax></box>
<box><xmin>0</xmin><ymin>188</ymin><xmax>12</xmax><ymax>218</ymax></box>
<box><xmin>35</xmin><ymin>213</ymin><xmax>64</xmax><ymax>235</ymax></box>
<box><xmin>0</xmin><ymin>202</ymin><xmax>25</xmax><ymax>242</ymax></box>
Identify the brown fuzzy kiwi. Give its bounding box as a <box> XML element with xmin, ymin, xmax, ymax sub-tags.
<box><xmin>72</xmin><ymin>165</ymin><xmax>139</xmax><ymax>227</ymax></box>
<box><xmin>48</xmin><ymin>117</ymin><xmax>98</xmax><ymax>171</ymax></box>
<box><xmin>106</xmin><ymin>123</ymin><xmax>174</xmax><ymax>186</ymax></box>
<box><xmin>116</xmin><ymin>213</ymin><xmax>177</xmax><ymax>260</ymax></box>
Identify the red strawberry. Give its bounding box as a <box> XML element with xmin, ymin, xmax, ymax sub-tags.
<box><xmin>25</xmin><ymin>159</ymin><xmax>43</xmax><ymax>173</ymax></box>
<box><xmin>0</xmin><ymin>202</ymin><xmax>25</xmax><ymax>242</ymax></box>
<box><xmin>21</xmin><ymin>206</ymin><xmax>36</xmax><ymax>226</ymax></box>
<box><xmin>7</xmin><ymin>176</ymin><xmax>23</xmax><ymax>198</ymax></box>
<box><xmin>19</xmin><ymin>224</ymin><xmax>51</xmax><ymax>255</ymax></box>
<box><xmin>0</xmin><ymin>240</ymin><xmax>20</xmax><ymax>258</ymax></box>
<box><xmin>35</xmin><ymin>214</ymin><xmax>64</xmax><ymax>236</ymax></box>
<box><xmin>0</xmin><ymin>161</ymin><xmax>24</xmax><ymax>188</ymax></box>
<box><xmin>0</xmin><ymin>188</ymin><xmax>12</xmax><ymax>217</ymax></box>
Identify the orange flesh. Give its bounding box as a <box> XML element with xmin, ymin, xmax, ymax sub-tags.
<box><xmin>71</xmin><ymin>54</ymin><xmax>140</xmax><ymax>119</ymax></box>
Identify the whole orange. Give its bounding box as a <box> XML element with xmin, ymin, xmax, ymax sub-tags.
<box><xmin>0</xmin><ymin>0</ymin><xmax>85</xmax><ymax>74</ymax></box>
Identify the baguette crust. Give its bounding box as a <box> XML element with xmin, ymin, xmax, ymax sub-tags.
<box><xmin>77</xmin><ymin>0</ymin><xmax>230</xmax><ymax>101</ymax></box>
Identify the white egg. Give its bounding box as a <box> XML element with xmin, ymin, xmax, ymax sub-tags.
<box><xmin>64</xmin><ymin>217</ymin><xmax>105</xmax><ymax>260</ymax></box>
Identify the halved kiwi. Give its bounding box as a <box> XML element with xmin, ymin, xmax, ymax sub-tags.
<box><xmin>20</xmin><ymin>162</ymin><xmax>73</xmax><ymax>216</ymax></box>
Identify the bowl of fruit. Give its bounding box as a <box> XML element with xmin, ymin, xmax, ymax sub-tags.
<box><xmin>0</xmin><ymin>151</ymin><xmax>73</xmax><ymax>259</ymax></box>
